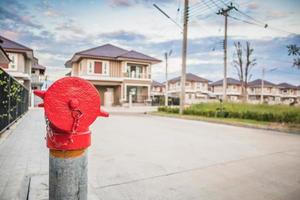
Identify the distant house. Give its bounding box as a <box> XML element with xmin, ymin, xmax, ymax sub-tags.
<box><xmin>0</xmin><ymin>40</ymin><xmax>10</xmax><ymax>67</ymax></box>
<box><xmin>31</xmin><ymin>57</ymin><xmax>46</xmax><ymax>90</ymax></box>
<box><xmin>0</xmin><ymin>35</ymin><xmax>34</xmax><ymax>89</ymax></box>
<box><xmin>151</xmin><ymin>81</ymin><xmax>165</xmax><ymax>105</ymax></box>
<box><xmin>277</xmin><ymin>82</ymin><xmax>298</xmax><ymax>105</ymax></box>
<box><xmin>247</xmin><ymin>79</ymin><xmax>280</xmax><ymax>104</ymax></box>
<box><xmin>210</xmin><ymin>78</ymin><xmax>241</xmax><ymax>102</ymax></box>
<box><xmin>167</xmin><ymin>73</ymin><xmax>210</xmax><ymax>104</ymax></box>
<box><xmin>65</xmin><ymin>44</ymin><xmax>161</xmax><ymax>106</ymax></box>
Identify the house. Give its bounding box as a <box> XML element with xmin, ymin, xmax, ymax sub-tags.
<box><xmin>0</xmin><ymin>40</ymin><xmax>10</xmax><ymax>67</ymax></box>
<box><xmin>151</xmin><ymin>81</ymin><xmax>165</xmax><ymax>105</ymax></box>
<box><xmin>65</xmin><ymin>44</ymin><xmax>161</xmax><ymax>106</ymax></box>
<box><xmin>0</xmin><ymin>35</ymin><xmax>34</xmax><ymax>89</ymax></box>
<box><xmin>167</xmin><ymin>73</ymin><xmax>210</xmax><ymax>104</ymax></box>
<box><xmin>277</xmin><ymin>82</ymin><xmax>298</xmax><ymax>105</ymax></box>
<box><xmin>31</xmin><ymin>57</ymin><xmax>46</xmax><ymax>90</ymax></box>
<box><xmin>247</xmin><ymin>79</ymin><xmax>280</xmax><ymax>104</ymax></box>
<box><xmin>210</xmin><ymin>78</ymin><xmax>241</xmax><ymax>102</ymax></box>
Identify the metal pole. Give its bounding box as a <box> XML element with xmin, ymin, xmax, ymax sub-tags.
<box><xmin>223</xmin><ymin>13</ymin><xmax>228</xmax><ymax>101</ymax></box>
<box><xmin>165</xmin><ymin>53</ymin><xmax>168</xmax><ymax>106</ymax></box>
<box><xmin>261</xmin><ymin>67</ymin><xmax>265</xmax><ymax>104</ymax></box>
<box><xmin>49</xmin><ymin>149</ymin><xmax>88</xmax><ymax>200</ymax></box>
<box><xmin>180</xmin><ymin>0</ymin><xmax>189</xmax><ymax>115</ymax></box>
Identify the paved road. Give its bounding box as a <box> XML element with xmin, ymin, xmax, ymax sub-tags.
<box><xmin>1</xmin><ymin>109</ymin><xmax>300</xmax><ymax>199</ymax></box>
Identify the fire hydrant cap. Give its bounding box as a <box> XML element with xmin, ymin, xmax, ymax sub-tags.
<box><xmin>43</xmin><ymin>77</ymin><xmax>101</xmax><ymax>132</ymax></box>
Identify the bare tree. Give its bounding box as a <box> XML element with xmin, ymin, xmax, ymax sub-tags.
<box><xmin>233</xmin><ymin>41</ymin><xmax>257</xmax><ymax>102</ymax></box>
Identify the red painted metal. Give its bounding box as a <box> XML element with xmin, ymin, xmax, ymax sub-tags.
<box><xmin>34</xmin><ymin>77</ymin><xmax>109</xmax><ymax>150</ymax></box>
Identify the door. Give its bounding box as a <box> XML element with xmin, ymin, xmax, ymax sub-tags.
<box><xmin>104</xmin><ymin>88</ymin><xmax>114</xmax><ymax>106</ymax></box>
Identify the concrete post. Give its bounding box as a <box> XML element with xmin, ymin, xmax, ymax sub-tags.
<box><xmin>49</xmin><ymin>149</ymin><xmax>88</xmax><ymax>200</ymax></box>
<box><xmin>129</xmin><ymin>93</ymin><xmax>132</xmax><ymax>108</ymax></box>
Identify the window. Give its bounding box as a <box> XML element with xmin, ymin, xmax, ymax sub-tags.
<box><xmin>8</xmin><ymin>53</ymin><xmax>18</xmax><ymax>70</ymax></box>
<box><xmin>87</xmin><ymin>60</ymin><xmax>109</xmax><ymax>75</ymax></box>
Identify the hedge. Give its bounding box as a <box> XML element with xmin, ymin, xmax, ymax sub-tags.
<box><xmin>158</xmin><ymin>103</ymin><xmax>300</xmax><ymax>124</ymax></box>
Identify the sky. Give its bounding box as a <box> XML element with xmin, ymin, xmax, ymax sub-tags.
<box><xmin>0</xmin><ymin>0</ymin><xmax>300</xmax><ymax>84</ymax></box>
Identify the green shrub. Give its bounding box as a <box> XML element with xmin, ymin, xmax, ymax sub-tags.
<box><xmin>158</xmin><ymin>103</ymin><xmax>300</xmax><ymax>124</ymax></box>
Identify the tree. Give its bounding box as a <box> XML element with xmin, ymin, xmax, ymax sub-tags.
<box><xmin>233</xmin><ymin>41</ymin><xmax>257</xmax><ymax>102</ymax></box>
<box><xmin>287</xmin><ymin>44</ymin><xmax>300</xmax><ymax>69</ymax></box>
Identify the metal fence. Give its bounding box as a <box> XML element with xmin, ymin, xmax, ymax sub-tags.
<box><xmin>0</xmin><ymin>68</ymin><xmax>29</xmax><ymax>133</ymax></box>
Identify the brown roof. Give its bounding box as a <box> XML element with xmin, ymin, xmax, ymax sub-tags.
<box><xmin>32</xmin><ymin>64</ymin><xmax>46</xmax><ymax>70</ymax></box>
<box><xmin>277</xmin><ymin>82</ymin><xmax>297</xmax><ymax>89</ymax></box>
<box><xmin>169</xmin><ymin>73</ymin><xmax>210</xmax><ymax>83</ymax></box>
<box><xmin>0</xmin><ymin>35</ymin><xmax>32</xmax><ymax>51</ymax></box>
<box><xmin>248</xmin><ymin>79</ymin><xmax>276</xmax><ymax>87</ymax></box>
<box><xmin>210</xmin><ymin>78</ymin><xmax>240</xmax><ymax>86</ymax></box>
<box><xmin>152</xmin><ymin>80</ymin><xmax>164</xmax><ymax>87</ymax></box>
<box><xmin>66</xmin><ymin>44</ymin><xmax>161</xmax><ymax>67</ymax></box>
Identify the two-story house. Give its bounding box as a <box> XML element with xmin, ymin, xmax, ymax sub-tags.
<box><xmin>247</xmin><ymin>79</ymin><xmax>280</xmax><ymax>104</ymax></box>
<box><xmin>210</xmin><ymin>78</ymin><xmax>242</xmax><ymax>102</ymax></box>
<box><xmin>31</xmin><ymin>57</ymin><xmax>46</xmax><ymax>90</ymax></box>
<box><xmin>0</xmin><ymin>41</ymin><xmax>10</xmax><ymax>67</ymax></box>
<box><xmin>277</xmin><ymin>82</ymin><xmax>298</xmax><ymax>105</ymax></box>
<box><xmin>65</xmin><ymin>44</ymin><xmax>161</xmax><ymax>106</ymax></box>
<box><xmin>151</xmin><ymin>81</ymin><xmax>165</xmax><ymax>105</ymax></box>
<box><xmin>0</xmin><ymin>35</ymin><xmax>34</xmax><ymax>89</ymax></box>
<box><xmin>167</xmin><ymin>73</ymin><xmax>210</xmax><ymax>104</ymax></box>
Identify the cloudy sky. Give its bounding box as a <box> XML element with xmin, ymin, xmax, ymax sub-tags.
<box><xmin>0</xmin><ymin>0</ymin><xmax>300</xmax><ymax>84</ymax></box>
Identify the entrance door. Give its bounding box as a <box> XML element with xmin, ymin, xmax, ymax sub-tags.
<box><xmin>104</xmin><ymin>88</ymin><xmax>114</xmax><ymax>106</ymax></box>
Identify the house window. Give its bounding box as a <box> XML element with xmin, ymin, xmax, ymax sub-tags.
<box><xmin>94</xmin><ymin>62</ymin><xmax>102</xmax><ymax>74</ymax></box>
<box><xmin>8</xmin><ymin>53</ymin><xmax>18</xmax><ymax>70</ymax></box>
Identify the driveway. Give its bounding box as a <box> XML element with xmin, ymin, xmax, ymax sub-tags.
<box><xmin>0</xmin><ymin>109</ymin><xmax>300</xmax><ymax>199</ymax></box>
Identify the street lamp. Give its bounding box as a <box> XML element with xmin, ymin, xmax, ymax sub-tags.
<box><xmin>261</xmin><ymin>67</ymin><xmax>277</xmax><ymax>104</ymax></box>
<box><xmin>165</xmin><ymin>50</ymin><xmax>172</xmax><ymax>106</ymax></box>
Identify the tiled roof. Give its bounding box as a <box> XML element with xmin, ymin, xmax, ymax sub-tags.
<box><xmin>210</xmin><ymin>78</ymin><xmax>240</xmax><ymax>86</ymax></box>
<box><xmin>32</xmin><ymin>64</ymin><xmax>46</xmax><ymax>70</ymax></box>
<box><xmin>169</xmin><ymin>73</ymin><xmax>210</xmax><ymax>83</ymax></box>
<box><xmin>152</xmin><ymin>80</ymin><xmax>164</xmax><ymax>87</ymax></box>
<box><xmin>73</xmin><ymin>44</ymin><xmax>161</xmax><ymax>63</ymax></box>
<box><xmin>248</xmin><ymin>79</ymin><xmax>276</xmax><ymax>87</ymax></box>
<box><xmin>277</xmin><ymin>82</ymin><xmax>297</xmax><ymax>89</ymax></box>
<box><xmin>0</xmin><ymin>35</ymin><xmax>32</xmax><ymax>51</ymax></box>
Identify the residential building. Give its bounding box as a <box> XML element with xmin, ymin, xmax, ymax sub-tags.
<box><xmin>0</xmin><ymin>35</ymin><xmax>34</xmax><ymax>89</ymax></box>
<box><xmin>210</xmin><ymin>78</ymin><xmax>242</xmax><ymax>102</ymax></box>
<box><xmin>0</xmin><ymin>40</ymin><xmax>10</xmax><ymax>67</ymax></box>
<box><xmin>247</xmin><ymin>79</ymin><xmax>280</xmax><ymax>104</ymax></box>
<box><xmin>277</xmin><ymin>82</ymin><xmax>298</xmax><ymax>105</ymax></box>
<box><xmin>31</xmin><ymin>57</ymin><xmax>46</xmax><ymax>90</ymax></box>
<box><xmin>167</xmin><ymin>73</ymin><xmax>210</xmax><ymax>104</ymax></box>
<box><xmin>65</xmin><ymin>44</ymin><xmax>161</xmax><ymax>106</ymax></box>
<box><xmin>151</xmin><ymin>81</ymin><xmax>165</xmax><ymax>105</ymax></box>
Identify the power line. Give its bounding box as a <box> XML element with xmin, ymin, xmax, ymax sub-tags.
<box><xmin>153</xmin><ymin>4</ymin><xmax>183</xmax><ymax>30</ymax></box>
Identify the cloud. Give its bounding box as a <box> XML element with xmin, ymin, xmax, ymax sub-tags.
<box><xmin>0</xmin><ymin>7</ymin><xmax>43</xmax><ymax>29</ymax></box>
<box><xmin>55</xmin><ymin>19</ymin><xmax>85</xmax><ymax>35</ymax></box>
<box><xmin>109</xmin><ymin>0</ymin><xmax>174</xmax><ymax>7</ymax></box>
<box><xmin>109</xmin><ymin>0</ymin><xmax>133</xmax><ymax>7</ymax></box>
<box><xmin>97</xmin><ymin>31</ymin><xmax>146</xmax><ymax>42</ymax></box>
<box><xmin>246</xmin><ymin>2</ymin><xmax>259</xmax><ymax>10</ymax></box>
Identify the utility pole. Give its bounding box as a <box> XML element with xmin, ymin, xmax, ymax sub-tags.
<box><xmin>180</xmin><ymin>0</ymin><xmax>189</xmax><ymax>115</ymax></box>
<box><xmin>261</xmin><ymin>67</ymin><xmax>265</xmax><ymax>104</ymax></box>
<box><xmin>164</xmin><ymin>50</ymin><xmax>172</xmax><ymax>106</ymax></box>
<box><xmin>217</xmin><ymin>3</ymin><xmax>236</xmax><ymax>101</ymax></box>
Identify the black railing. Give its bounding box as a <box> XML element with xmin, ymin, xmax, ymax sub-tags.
<box><xmin>0</xmin><ymin>68</ymin><xmax>29</xmax><ymax>133</ymax></box>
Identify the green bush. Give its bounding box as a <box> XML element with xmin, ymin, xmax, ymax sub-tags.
<box><xmin>158</xmin><ymin>103</ymin><xmax>300</xmax><ymax>124</ymax></box>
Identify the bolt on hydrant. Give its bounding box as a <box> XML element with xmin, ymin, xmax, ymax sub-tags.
<box><xmin>34</xmin><ymin>77</ymin><xmax>108</xmax><ymax>200</ymax></box>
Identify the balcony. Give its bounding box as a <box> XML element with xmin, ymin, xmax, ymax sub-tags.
<box><xmin>125</xmin><ymin>72</ymin><xmax>150</xmax><ymax>79</ymax></box>
<box><xmin>31</xmin><ymin>74</ymin><xmax>45</xmax><ymax>85</ymax></box>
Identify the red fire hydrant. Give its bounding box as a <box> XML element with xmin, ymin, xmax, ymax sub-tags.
<box><xmin>34</xmin><ymin>77</ymin><xmax>108</xmax><ymax>200</ymax></box>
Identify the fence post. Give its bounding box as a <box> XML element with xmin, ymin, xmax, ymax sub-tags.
<box><xmin>34</xmin><ymin>77</ymin><xmax>108</xmax><ymax>199</ymax></box>
<box><xmin>7</xmin><ymin>76</ymin><xmax>11</xmax><ymax>125</ymax></box>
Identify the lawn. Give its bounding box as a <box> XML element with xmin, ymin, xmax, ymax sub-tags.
<box><xmin>156</xmin><ymin>102</ymin><xmax>300</xmax><ymax>133</ymax></box>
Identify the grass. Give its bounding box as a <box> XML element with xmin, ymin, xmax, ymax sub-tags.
<box><xmin>155</xmin><ymin>102</ymin><xmax>300</xmax><ymax>133</ymax></box>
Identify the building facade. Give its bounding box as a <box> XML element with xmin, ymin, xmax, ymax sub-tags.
<box><xmin>167</xmin><ymin>73</ymin><xmax>210</xmax><ymax>104</ymax></box>
<box><xmin>0</xmin><ymin>35</ymin><xmax>34</xmax><ymax>89</ymax></box>
<box><xmin>66</xmin><ymin>44</ymin><xmax>161</xmax><ymax>106</ymax></box>
<box><xmin>210</xmin><ymin>78</ymin><xmax>242</xmax><ymax>102</ymax></box>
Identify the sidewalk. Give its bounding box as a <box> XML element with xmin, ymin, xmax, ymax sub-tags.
<box><xmin>0</xmin><ymin>108</ymin><xmax>48</xmax><ymax>199</ymax></box>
